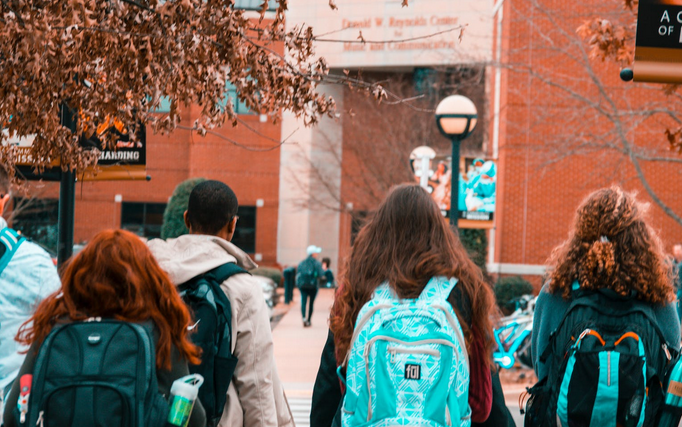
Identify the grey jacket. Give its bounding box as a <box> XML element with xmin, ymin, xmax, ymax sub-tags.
<box><xmin>148</xmin><ymin>234</ymin><xmax>294</xmax><ymax>427</ymax></box>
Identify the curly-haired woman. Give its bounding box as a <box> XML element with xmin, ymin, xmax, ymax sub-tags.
<box><xmin>530</xmin><ymin>187</ymin><xmax>680</xmax><ymax>424</ymax></box>
<box><xmin>311</xmin><ymin>184</ymin><xmax>514</xmax><ymax>426</ymax></box>
<box><xmin>2</xmin><ymin>230</ymin><xmax>206</xmax><ymax>427</ymax></box>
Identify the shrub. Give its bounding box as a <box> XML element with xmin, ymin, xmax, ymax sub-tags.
<box><xmin>251</xmin><ymin>267</ymin><xmax>283</xmax><ymax>287</ymax></box>
<box><xmin>161</xmin><ymin>177</ymin><xmax>207</xmax><ymax>239</ymax></box>
<box><xmin>494</xmin><ymin>276</ymin><xmax>534</xmax><ymax>314</ymax></box>
<box><xmin>460</xmin><ymin>228</ymin><xmax>490</xmax><ymax>281</ymax></box>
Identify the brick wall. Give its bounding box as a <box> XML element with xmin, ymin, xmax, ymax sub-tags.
<box><xmin>495</xmin><ymin>0</ymin><xmax>682</xmax><ymax>279</ymax></box>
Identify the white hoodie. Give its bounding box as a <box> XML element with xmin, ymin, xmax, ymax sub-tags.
<box><xmin>148</xmin><ymin>234</ymin><xmax>294</xmax><ymax>427</ymax></box>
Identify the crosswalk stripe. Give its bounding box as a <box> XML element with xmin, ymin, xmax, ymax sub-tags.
<box><xmin>287</xmin><ymin>396</ymin><xmax>311</xmax><ymax>427</ymax></box>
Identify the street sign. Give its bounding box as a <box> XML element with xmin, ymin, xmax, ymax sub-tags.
<box><xmin>634</xmin><ymin>0</ymin><xmax>682</xmax><ymax>83</ymax></box>
<box><xmin>6</xmin><ymin>118</ymin><xmax>148</xmax><ymax>182</ymax></box>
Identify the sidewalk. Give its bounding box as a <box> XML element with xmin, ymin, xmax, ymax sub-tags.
<box><xmin>272</xmin><ymin>287</ymin><xmax>336</xmax><ymax>427</ymax></box>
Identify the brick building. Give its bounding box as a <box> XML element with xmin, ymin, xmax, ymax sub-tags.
<box><xmin>281</xmin><ymin>0</ymin><xmax>682</xmax><ymax>284</ymax></box>
<box><xmin>491</xmin><ymin>0</ymin><xmax>682</xmax><ymax>287</ymax></box>
<box><xmin>11</xmin><ymin>0</ymin><xmax>682</xmax><ymax>279</ymax></box>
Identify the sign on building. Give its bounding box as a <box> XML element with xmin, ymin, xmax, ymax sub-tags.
<box><xmin>5</xmin><ymin>118</ymin><xmax>148</xmax><ymax>182</ymax></box>
<box><xmin>287</xmin><ymin>0</ymin><xmax>493</xmax><ymax>69</ymax></box>
<box><xmin>634</xmin><ymin>0</ymin><xmax>682</xmax><ymax>83</ymax></box>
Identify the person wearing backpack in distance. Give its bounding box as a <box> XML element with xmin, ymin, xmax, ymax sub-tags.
<box><xmin>314</xmin><ymin>184</ymin><xmax>507</xmax><ymax>427</ymax></box>
<box><xmin>296</xmin><ymin>245</ymin><xmax>325</xmax><ymax>327</ymax></box>
<box><xmin>148</xmin><ymin>180</ymin><xmax>293</xmax><ymax>427</ymax></box>
<box><xmin>527</xmin><ymin>187</ymin><xmax>681</xmax><ymax>427</ymax></box>
<box><xmin>0</xmin><ymin>168</ymin><xmax>60</xmax><ymax>414</ymax></box>
<box><xmin>2</xmin><ymin>229</ymin><xmax>206</xmax><ymax>427</ymax></box>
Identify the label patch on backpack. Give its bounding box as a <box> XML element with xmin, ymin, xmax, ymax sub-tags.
<box><xmin>405</xmin><ymin>364</ymin><xmax>421</xmax><ymax>380</ymax></box>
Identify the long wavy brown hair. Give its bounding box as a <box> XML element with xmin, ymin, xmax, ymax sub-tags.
<box><xmin>17</xmin><ymin>229</ymin><xmax>201</xmax><ymax>369</ymax></box>
<box><xmin>547</xmin><ymin>186</ymin><xmax>674</xmax><ymax>304</ymax></box>
<box><xmin>330</xmin><ymin>184</ymin><xmax>497</xmax><ymax>365</ymax></box>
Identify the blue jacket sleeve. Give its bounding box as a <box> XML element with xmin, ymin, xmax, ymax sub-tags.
<box><xmin>531</xmin><ymin>286</ymin><xmax>570</xmax><ymax>380</ymax></box>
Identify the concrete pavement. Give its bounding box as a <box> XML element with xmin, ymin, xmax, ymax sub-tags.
<box><xmin>272</xmin><ymin>287</ymin><xmax>336</xmax><ymax>427</ymax></box>
<box><xmin>271</xmin><ymin>286</ymin><xmax>526</xmax><ymax>426</ymax></box>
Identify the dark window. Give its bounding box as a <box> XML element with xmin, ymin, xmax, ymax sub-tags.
<box><xmin>234</xmin><ymin>0</ymin><xmax>277</xmax><ymax>11</ymax></box>
<box><xmin>350</xmin><ymin>211</ymin><xmax>369</xmax><ymax>246</ymax></box>
<box><xmin>232</xmin><ymin>206</ymin><xmax>256</xmax><ymax>253</ymax></box>
<box><xmin>11</xmin><ymin>198</ymin><xmax>59</xmax><ymax>255</ymax></box>
<box><xmin>121</xmin><ymin>202</ymin><xmax>167</xmax><ymax>239</ymax></box>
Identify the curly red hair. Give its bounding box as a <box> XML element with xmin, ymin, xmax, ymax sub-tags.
<box><xmin>547</xmin><ymin>186</ymin><xmax>674</xmax><ymax>304</ymax></box>
<box><xmin>17</xmin><ymin>229</ymin><xmax>200</xmax><ymax>369</ymax></box>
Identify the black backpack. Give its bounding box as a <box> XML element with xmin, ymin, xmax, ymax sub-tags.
<box><xmin>178</xmin><ymin>262</ymin><xmax>247</xmax><ymax>427</ymax></box>
<box><xmin>22</xmin><ymin>319</ymin><xmax>168</xmax><ymax>427</ymax></box>
<box><xmin>524</xmin><ymin>288</ymin><xmax>678</xmax><ymax>427</ymax></box>
<box><xmin>296</xmin><ymin>258</ymin><xmax>319</xmax><ymax>291</ymax></box>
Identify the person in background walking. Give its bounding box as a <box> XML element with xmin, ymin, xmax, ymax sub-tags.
<box><xmin>0</xmin><ymin>167</ymin><xmax>61</xmax><ymax>415</ymax></box>
<box><xmin>282</xmin><ymin>266</ymin><xmax>296</xmax><ymax>304</ymax></box>
<box><xmin>673</xmin><ymin>244</ymin><xmax>682</xmax><ymax>321</ymax></box>
<box><xmin>296</xmin><ymin>245</ymin><xmax>324</xmax><ymax>327</ymax></box>
<box><xmin>321</xmin><ymin>257</ymin><xmax>335</xmax><ymax>288</ymax></box>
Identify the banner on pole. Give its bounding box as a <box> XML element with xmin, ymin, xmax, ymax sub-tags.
<box><xmin>5</xmin><ymin>118</ymin><xmax>148</xmax><ymax>182</ymax></box>
<box><xmin>410</xmin><ymin>155</ymin><xmax>496</xmax><ymax>229</ymax></box>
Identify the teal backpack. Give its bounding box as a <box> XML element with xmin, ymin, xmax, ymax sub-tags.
<box><xmin>338</xmin><ymin>277</ymin><xmax>470</xmax><ymax>427</ymax></box>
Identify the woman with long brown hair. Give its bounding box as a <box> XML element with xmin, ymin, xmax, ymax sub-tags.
<box><xmin>311</xmin><ymin>184</ymin><xmax>512</xmax><ymax>427</ymax></box>
<box><xmin>2</xmin><ymin>229</ymin><xmax>206</xmax><ymax>427</ymax></box>
<box><xmin>528</xmin><ymin>187</ymin><xmax>680</xmax><ymax>426</ymax></box>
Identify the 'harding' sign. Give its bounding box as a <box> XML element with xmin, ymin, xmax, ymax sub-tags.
<box><xmin>634</xmin><ymin>0</ymin><xmax>682</xmax><ymax>83</ymax></box>
<box><xmin>8</xmin><ymin>120</ymin><xmax>147</xmax><ymax>181</ymax></box>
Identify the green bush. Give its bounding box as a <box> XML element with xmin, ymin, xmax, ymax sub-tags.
<box><xmin>494</xmin><ymin>276</ymin><xmax>534</xmax><ymax>314</ymax></box>
<box><xmin>251</xmin><ymin>267</ymin><xmax>283</xmax><ymax>287</ymax></box>
<box><xmin>161</xmin><ymin>177</ymin><xmax>207</xmax><ymax>239</ymax></box>
<box><xmin>460</xmin><ymin>228</ymin><xmax>489</xmax><ymax>280</ymax></box>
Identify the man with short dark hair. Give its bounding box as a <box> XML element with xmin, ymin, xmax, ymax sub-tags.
<box><xmin>148</xmin><ymin>180</ymin><xmax>293</xmax><ymax>427</ymax></box>
<box><xmin>0</xmin><ymin>168</ymin><xmax>60</xmax><ymax>412</ymax></box>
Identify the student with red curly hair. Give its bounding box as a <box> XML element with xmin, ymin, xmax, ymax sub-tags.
<box><xmin>2</xmin><ymin>229</ymin><xmax>206</xmax><ymax>427</ymax></box>
<box><xmin>528</xmin><ymin>187</ymin><xmax>680</xmax><ymax>426</ymax></box>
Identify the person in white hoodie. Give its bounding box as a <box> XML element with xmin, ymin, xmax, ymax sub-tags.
<box><xmin>148</xmin><ymin>180</ymin><xmax>293</xmax><ymax>427</ymax></box>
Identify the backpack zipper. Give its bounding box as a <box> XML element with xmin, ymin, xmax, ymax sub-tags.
<box><xmin>36</xmin><ymin>411</ymin><xmax>44</xmax><ymax>427</ymax></box>
<box><xmin>387</xmin><ymin>346</ymin><xmax>440</xmax><ymax>363</ymax></box>
<box><xmin>663</xmin><ymin>343</ymin><xmax>671</xmax><ymax>361</ymax></box>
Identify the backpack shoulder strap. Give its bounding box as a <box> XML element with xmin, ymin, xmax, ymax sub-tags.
<box><xmin>418</xmin><ymin>277</ymin><xmax>458</xmax><ymax>303</ymax></box>
<box><xmin>207</xmin><ymin>262</ymin><xmax>250</xmax><ymax>284</ymax></box>
<box><xmin>0</xmin><ymin>227</ymin><xmax>25</xmax><ymax>276</ymax></box>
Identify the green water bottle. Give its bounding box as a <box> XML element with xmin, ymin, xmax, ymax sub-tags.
<box><xmin>167</xmin><ymin>374</ymin><xmax>204</xmax><ymax>427</ymax></box>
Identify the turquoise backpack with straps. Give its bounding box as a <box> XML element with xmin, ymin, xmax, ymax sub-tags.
<box><xmin>339</xmin><ymin>277</ymin><xmax>470</xmax><ymax>427</ymax></box>
<box><xmin>0</xmin><ymin>227</ymin><xmax>24</xmax><ymax>275</ymax></box>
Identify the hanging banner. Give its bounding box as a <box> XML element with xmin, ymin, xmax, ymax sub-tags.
<box><xmin>79</xmin><ymin>117</ymin><xmax>148</xmax><ymax>181</ymax></box>
<box><xmin>6</xmin><ymin>118</ymin><xmax>148</xmax><ymax>182</ymax></box>
<box><xmin>411</xmin><ymin>155</ymin><xmax>496</xmax><ymax>229</ymax></box>
<box><xmin>633</xmin><ymin>0</ymin><xmax>682</xmax><ymax>83</ymax></box>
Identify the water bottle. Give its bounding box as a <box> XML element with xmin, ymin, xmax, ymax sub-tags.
<box><xmin>167</xmin><ymin>374</ymin><xmax>204</xmax><ymax>427</ymax></box>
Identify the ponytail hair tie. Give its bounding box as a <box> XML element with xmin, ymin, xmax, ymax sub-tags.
<box><xmin>600</xmin><ymin>235</ymin><xmax>609</xmax><ymax>243</ymax></box>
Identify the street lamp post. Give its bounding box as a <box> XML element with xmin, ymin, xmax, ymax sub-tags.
<box><xmin>435</xmin><ymin>95</ymin><xmax>478</xmax><ymax>231</ymax></box>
